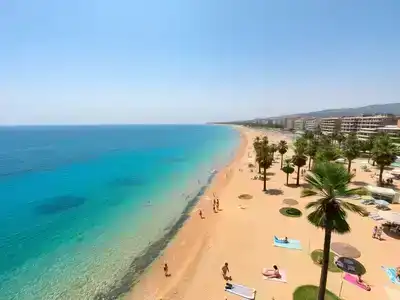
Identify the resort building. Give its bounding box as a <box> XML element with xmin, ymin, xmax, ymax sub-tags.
<box><xmin>319</xmin><ymin>117</ymin><xmax>342</xmax><ymax>135</ymax></box>
<box><xmin>377</xmin><ymin>122</ymin><xmax>400</xmax><ymax>145</ymax></box>
<box><xmin>356</xmin><ymin>114</ymin><xmax>397</xmax><ymax>140</ymax></box>
<box><xmin>284</xmin><ymin>118</ymin><xmax>296</xmax><ymax>130</ymax></box>
<box><xmin>293</xmin><ymin>118</ymin><xmax>305</xmax><ymax>131</ymax></box>
<box><xmin>341</xmin><ymin>116</ymin><xmax>361</xmax><ymax>134</ymax></box>
<box><xmin>304</xmin><ymin>118</ymin><xmax>320</xmax><ymax>132</ymax></box>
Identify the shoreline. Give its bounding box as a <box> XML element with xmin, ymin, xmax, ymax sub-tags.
<box><xmin>126</xmin><ymin>126</ymin><xmax>247</xmax><ymax>299</ymax></box>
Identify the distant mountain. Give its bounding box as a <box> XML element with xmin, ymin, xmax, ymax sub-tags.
<box><xmin>275</xmin><ymin>103</ymin><xmax>400</xmax><ymax>119</ymax></box>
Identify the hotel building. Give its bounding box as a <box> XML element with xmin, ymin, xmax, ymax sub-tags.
<box><xmin>293</xmin><ymin>118</ymin><xmax>305</xmax><ymax>131</ymax></box>
<box><xmin>304</xmin><ymin>118</ymin><xmax>320</xmax><ymax>132</ymax></box>
<box><xmin>320</xmin><ymin>117</ymin><xmax>342</xmax><ymax>135</ymax></box>
<box><xmin>356</xmin><ymin>115</ymin><xmax>397</xmax><ymax>140</ymax></box>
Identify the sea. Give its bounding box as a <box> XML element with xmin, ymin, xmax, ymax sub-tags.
<box><xmin>0</xmin><ymin>125</ymin><xmax>240</xmax><ymax>300</ymax></box>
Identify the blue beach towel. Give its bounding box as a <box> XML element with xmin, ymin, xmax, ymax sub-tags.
<box><xmin>273</xmin><ymin>236</ymin><xmax>302</xmax><ymax>250</ymax></box>
<box><xmin>224</xmin><ymin>283</ymin><xmax>256</xmax><ymax>299</ymax></box>
<box><xmin>382</xmin><ymin>266</ymin><xmax>400</xmax><ymax>284</ymax></box>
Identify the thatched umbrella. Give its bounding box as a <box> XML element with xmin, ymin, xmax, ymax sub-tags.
<box><xmin>331</xmin><ymin>242</ymin><xmax>361</xmax><ymax>259</ymax></box>
<box><xmin>282</xmin><ymin>198</ymin><xmax>299</xmax><ymax>207</ymax></box>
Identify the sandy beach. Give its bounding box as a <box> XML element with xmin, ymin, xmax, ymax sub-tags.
<box><xmin>128</xmin><ymin>126</ymin><xmax>400</xmax><ymax>300</ymax></box>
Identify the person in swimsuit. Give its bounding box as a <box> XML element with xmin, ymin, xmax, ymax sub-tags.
<box><xmin>277</xmin><ymin>237</ymin><xmax>289</xmax><ymax>243</ymax></box>
<box><xmin>262</xmin><ymin>265</ymin><xmax>281</xmax><ymax>279</ymax></box>
<box><xmin>221</xmin><ymin>262</ymin><xmax>231</xmax><ymax>280</ymax></box>
<box><xmin>356</xmin><ymin>274</ymin><xmax>371</xmax><ymax>291</ymax></box>
<box><xmin>163</xmin><ymin>263</ymin><xmax>170</xmax><ymax>277</ymax></box>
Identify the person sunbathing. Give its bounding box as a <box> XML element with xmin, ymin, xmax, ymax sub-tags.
<box><xmin>356</xmin><ymin>274</ymin><xmax>371</xmax><ymax>291</ymax></box>
<box><xmin>396</xmin><ymin>267</ymin><xmax>400</xmax><ymax>280</ymax></box>
<box><xmin>276</xmin><ymin>236</ymin><xmax>289</xmax><ymax>243</ymax></box>
<box><xmin>262</xmin><ymin>265</ymin><xmax>281</xmax><ymax>279</ymax></box>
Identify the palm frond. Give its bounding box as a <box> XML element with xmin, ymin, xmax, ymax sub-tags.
<box><xmin>301</xmin><ymin>189</ymin><xmax>318</xmax><ymax>198</ymax></box>
<box><xmin>339</xmin><ymin>200</ymin><xmax>368</xmax><ymax>216</ymax></box>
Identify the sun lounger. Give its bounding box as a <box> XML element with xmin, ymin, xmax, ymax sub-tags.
<box><xmin>273</xmin><ymin>236</ymin><xmax>302</xmax><ymax>250</ymax></box>
<box><xmin>344</xmin><ymin>273</ymin><xmax>370</xmax><ymax>291</ymax></box>
<box><xmin>381</xmin><ymin>266</ymin><xmax>400</xmax><ymax>284</ymax></box>
<box><xmin>369</xmin><ymin>213</ymin><xmax>383</xmax><ymax>221</ymax></box>
<box><xmin>224</xmin><ymin>283</ymin><xmax>256</xmax><ymax>299</ymax></box>
<box><xmin>262</xmin><ymin>268</ymin><xmax>287</xmax><ymax>283</ymax></box>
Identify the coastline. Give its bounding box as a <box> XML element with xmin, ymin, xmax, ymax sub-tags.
<box><xmin>126</xmin><ymin>126</ymin><xmax>248</xmax><ymax>299</ymax></box>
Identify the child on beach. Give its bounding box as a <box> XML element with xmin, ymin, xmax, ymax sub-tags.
<box><xmin>221</xmin><ymin>262</ymin><xmax>231</xmax><ymax>280</ymax></box>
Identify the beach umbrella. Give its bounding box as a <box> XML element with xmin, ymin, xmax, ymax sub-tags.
<box><xmin>331</xmin><ymin>242</ymin><xmax>361</xmax><ymax>259</ymax></box>
<box><xmin>282</xmin><ymin>198</ymin><xmax>298</xmax><ymax>206</ymax></box>
<box><xmin>335</xmin><ymin>257</ymin><xmax>365</xmax><ymax>275</ymax></box>
<box><xmin>378</xmin><ymin>211</ymin><xmax>400</xmax><ymax>224</ymax></box>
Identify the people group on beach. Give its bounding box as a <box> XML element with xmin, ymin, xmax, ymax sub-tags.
<box><xmin>372</xmin><ymin>225</ymin><xmax>383</xmax><ymax>240</ymax></box>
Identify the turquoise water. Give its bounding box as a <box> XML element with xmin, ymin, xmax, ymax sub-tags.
<box><xmin>0</xmin><ymin>125</ymin><xmax>239</xmax><ymax>299</ymax></box>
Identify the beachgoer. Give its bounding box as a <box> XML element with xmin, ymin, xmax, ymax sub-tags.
<box><xmin>356</xmin><ymin>274</ymin><xmax>371</xmax><ymax>291</ymax></box>
<box><xmin>163</xmin><ymin>263</ymin><xmax>169</xmax><ymax>277</ymax></box>
<box><xmin>280</xmin><ymin>237</ymin><xmax>289</xmax><ymax>243</ymax></box>
<box><xmin>221</xmin><ymin>262</ymin><xmax>231</xmax><ymax>280</ymax></box>
<box><xmin>396</xmin><ymin>267</ymin><xmax>400</xmax><ymax>280</ymax></box>
<box><xmin>216</xmin><ymin>198</ymin><xmax>220</xmax><ymax>211</ymax></box>
<box><xmin>376</xmin><ymin>226</ymin><xmax>383</xmax><ymax>240</ymax></box>
<box><xmin>199</xmin><ymin>209</ymin><xmax>204</xmax><ymax>219</ymax></box>
<box><xmin>372</xmin><ymin>226</ymin><xmax>377</xmax><ymax>239</ymax></box>
<box><xmin>262</xmin><ymin>265</ymin><xmax>281</xmax><ymax>279</ymax></box>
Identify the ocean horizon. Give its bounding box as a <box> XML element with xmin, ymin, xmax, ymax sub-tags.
<box><xmin>0</xmin><ymin>124</ymin><xmax>239</xmax><ymax>299</ymax></box>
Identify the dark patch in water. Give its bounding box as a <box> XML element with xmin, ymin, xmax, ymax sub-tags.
<box><xmin>93</xmin><ymin>172</ymin><xmax>217</xmax><ymax>300</ymax></box>
<box><xmin>34</xmin><ymin>195</ymin><xmax>86</xmax><ymax>215</ymax></box>
<box><xmin>110</xmin><ymin>177</ymin><xmax>146</xmax><ymax>187</ymax></box>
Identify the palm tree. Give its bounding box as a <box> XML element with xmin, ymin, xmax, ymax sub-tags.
<box><xmin>342</xmin><ymin>133</ymin><xmax>360</xmax><ymax>172</ymax></box>
<box><xmin>259</xmin><ymin>137</ymin><xmax>273</xmax><ymax>191</ymax></box>
<box><xmin>335</xmin><ymin>132</ymin><xmax>345</xmax><ymax>148</ymax></box>
<box><xmin>371</xmin><ymin>134</ymin><xmax>397</xmax><ymax>185</ymax></box>
<box><xmin>304</xmin><ymin>131</ymin><xmax>314</xmax><ymax>140</ymax></box>
<box><xmin>278</xmin><ymin>140</ymin><xmax>288</xmax><ymax>168</ymax></box>
<box><xmin>292</xmin><ymin>137</ymin><xmax>308</xmax><ymax>186</ymax></box>
<box><xmin>301</xmin><ymin>162</ymin><xmax>367</xmax><ymax>300</ymax></box>
<box><xmin>306</xmin><ymin>139</ymin><xmax>319</xmax><ymax>170</ymax></box>
<box><xmin>253</xmin><ymin>137</ymin><xmax>262</xmax><ymax>174</ymax></box>
<box><xmin>315</xmin><ymin>142</ymin><xmax>341</xmax><ymax>162</ymax></box>
<box><xmin>270</xmin><ymin>143</ymin><xmax>278</xmax><ymax>161</ymax></box>
<box><xmin>282</xmin><ymin>159</ymin><xmax>295</xmax><ymax>185</ymax></box>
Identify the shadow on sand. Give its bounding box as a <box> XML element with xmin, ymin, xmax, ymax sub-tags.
<box><xmin>264</xmin><ymin>189</ymin><xmax>283</xmax><ymax>195</ymax></box>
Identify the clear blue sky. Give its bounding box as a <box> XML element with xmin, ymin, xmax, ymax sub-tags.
<box><xmin>1</xmin><ymin>1</ymin><xmax>400</xmax><ymax>124</ymax></box>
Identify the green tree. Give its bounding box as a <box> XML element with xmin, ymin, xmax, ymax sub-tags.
<box><xmin>315</xmin><ymin>142</ymin><xmax>341</xmax><ymax>162</ymax></box>
<box><xmin>335</xmin><ymin>132</ymin><xmax>346</xmax><ymax>148</ymax></box>
<box><xmin>301</xmin><ymin>162</ymin><xmax>367</xmax><ymax>300</ymax></box>
<box><xmin>304</xmin><ymin>131</ymin><xmax>314</xmax><ymax>140</ymax></box>
<box><xmin>270</xmin><ymin>143</ymin><xmax>278</xmax><ymax>161</ymax></box>
<box><xmin>282</xmin><ymin>159</ymin><xmax>295</xmax><ymax>185</ymax></box>
<box><xmin>259</xmin><ymin>137</ymin><xmax>273</xmax><ymax>191</ymax></box>
<box><xmin>371</xmin><ymin>134</ymin><xmax>397</xmax><ymax>185</ymax></box>
<box><xmin>292</xmin><ymin>137</ymin><xmax>308</xmax><ymax>186</ymax></box>
<box><xmin>278</xmin><ymin>140</ymin><xmax>288</xmax><ymax>168</ymax></box>
<box><xmin>306</xmin><ymin>139</ymin><xmax>319</xmax><ymax>170</ymax></box>
<box><xmin>342</xmin><ymin>133</ymin><xmax>361</xmax><ymax>172</ymax></box>
<box><xmin>253</xmin><ymin>136</ymin><xmax>262</xmax><ymax>174</ymax></box>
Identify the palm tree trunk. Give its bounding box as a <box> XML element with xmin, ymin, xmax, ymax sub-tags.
<box><xmin>258</xmin><ymin>164</ymin><xmax>261</xmax><ymax>174</ymax></box>
<box><xmin>347</xmin><ymin>160</ymin><xmax>352</xmax><ymax>173</ymax></box>
<box><xmin>318</xmin><ymin>227</ymin><xmax>333</xmax><ymax>300</ymax></box>
<box><xmin>379</xmin><ymin>166</ymin><xmax>384</xmax><ymax>186</ymax></box>
<box><xmin>286</xmin><ymin>172</ymin><xmax>289</xmax><ymax>185</ymax></box>
<box><xmin>308</xmin><ymin>157</ymin><xmax>312</xmax><ymax>170</ymax></box>
<box><xmin>296</xmin><ymin>166</ymin><xmax>300</xmax><ymax>186</ymax></box>
<box><xmin>263</xmin><ymin>166</ymin><xmax>267</xmax><ymax>191</ymax></box>
<box><xmin>281</xmin><ymin>154</ymin><xmax>284</xmax><ymax>169</ymax></box>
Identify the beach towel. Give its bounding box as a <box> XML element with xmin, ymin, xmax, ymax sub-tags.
<box><xmin>224</xmin><ymin>283</ymin><xmax>256</xmax><ymax>299</ymax></box>
<box><xmin>273</xmin><ymin>236</ymin><xmax>302</xmax><ymax>250</ymax></box>
<box><xmin>381</xmin><ymin>266</ymin><xmax>400</xmax><ymax>284</ymax></box>
<box><xmin>343</xmin><ymin>273</ymin><xmax>370</xmax><ymax>291</ymax></box>
<box><xmin>262</xmin><ymin>268</ymin><xmax>287</xmax><ymax>283</ymax></box>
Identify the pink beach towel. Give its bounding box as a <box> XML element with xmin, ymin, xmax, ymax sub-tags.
<box><xmin>344</xmin><ymin>273</ymin><xmax>370</xmax><ymax>291</ymax></box>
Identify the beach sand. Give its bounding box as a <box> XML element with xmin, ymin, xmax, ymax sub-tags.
<box><xmin>128</xmin><ymin>127</ymin><xmax>400</xmax><ymax>300</ymax></box>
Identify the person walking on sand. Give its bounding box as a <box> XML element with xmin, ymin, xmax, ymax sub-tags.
<box><xmin>222</xmin><ymin>262</ymin><xmax>231</xmax><ymax>280</ymax></box>
<box><xmin>216</xmin><ymin>198</ymin><xmax>220</xmax><ymax>211</ymax></box>
<box><xmin>163</xmin><ymin>263</ymin><xmax>170</xmax><ymax>277</ymax></box>
<box><xmin>372</xmin><ymin>225</ymin><xmax>377</xmax><ymax>239</ymax></box>
<box><xmin>376</xmin><ymin>226</ymin><xmax>383</xmax><ymax>240</ymax></box>
<box><xmin>199</xmin><ymin>209</ymin><xmax>204</xmax><ymax>219</ymax></box>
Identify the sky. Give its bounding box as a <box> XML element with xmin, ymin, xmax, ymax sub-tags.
<box><xmin>1</xmin><ymin>0</ymin><xmax>400</xmax><ymax>124</ymax></box>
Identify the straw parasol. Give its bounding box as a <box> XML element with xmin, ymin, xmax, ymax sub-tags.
<box><xmin>282</xmin><ymin>198</ymin><xmax>298</xmax><ymax>206</ymax></box>
<box><xmin>378</xmin><ymin>211</ymin><xmax>400</xmax><ymax>224</ymax></box>
<box><xmin>331</xmin><ymin>242</ymin><xmax>361</xmax><ymax>259</ymax></box>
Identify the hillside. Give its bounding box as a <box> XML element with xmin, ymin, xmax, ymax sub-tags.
<box><xmin>276</xmin><ymin>103</ymin><xmax>400</xmax><ymax>118</ymax></box>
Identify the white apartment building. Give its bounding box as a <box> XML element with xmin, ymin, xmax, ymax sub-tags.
<box><xmin>320</xmin><ymin>117</ymin><xmax>342</xmax><ymax>135</ymax></box>
<box><xmin>341</xmin><ymin>116</ymin><xmax>360</xmax><ymax>134</ymax></box>
<box><xmin>376</xmin><ymin>122</ymin><xmax>400</xmax><ymax>145</ymax></box>
<box><xmin>284</xmin><ymin>118</ymin><xmax>296</xmax><ymax>130</ymax></box>
<box><xmin>304</xmin><ymin>118</ymin><xmax>320</xmax><ymax>132</ymax></box>
<box><xmin>356</xmin><ymin>115</ymin><xmax>397</xmax><ymax>140</ymax></box>
<box><xmin>294</xmin><ymin>118</ymin><xmax>305</xmax><ymax>131</ymax></box>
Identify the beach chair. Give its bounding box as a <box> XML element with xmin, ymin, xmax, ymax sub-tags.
<box><xmin>273</xmin><ymin>236</ymin><xmax>302</xmax><ymax>250</ymax></box>
<box><xmin>224</xmin><ymin>283</ymin><xmax>256</xmax><ymax>299</ymax></box>
<box><xmin>369</xmin><ymin>212</ymin><xmax>383</xmax><ymax>221</ymax></box>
